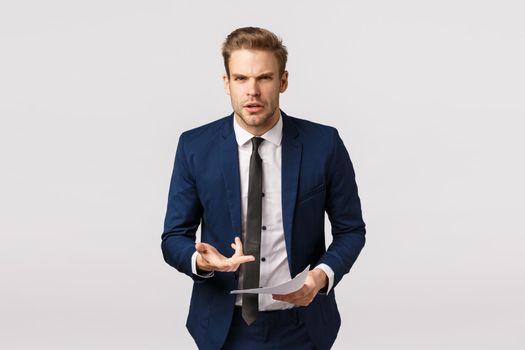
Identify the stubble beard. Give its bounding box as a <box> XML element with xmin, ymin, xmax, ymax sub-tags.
<box><xmin>235</xmin><ymin>104</ymin><xmax>279</xmax><ymax>132</ymax></box>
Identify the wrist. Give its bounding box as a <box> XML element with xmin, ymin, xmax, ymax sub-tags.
<box><xmin>312</xmin><ymin>268</ymin><xmax>328</xmax><ymax>290</ymax></box>
<box><xmin>196</xmin><ymin>253</ymin><xmax>213</xmax><ymax>272</ymax></box>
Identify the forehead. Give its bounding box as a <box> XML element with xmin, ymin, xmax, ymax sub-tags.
<box><xmin>228</xmin><ymin>49</ymin><xmax>279</xmax><ymax>75</ymax></box>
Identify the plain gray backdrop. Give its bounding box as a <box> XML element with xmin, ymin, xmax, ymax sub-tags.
<box><xmin>1</xmin><ymin>1</ymin><xmax>524</xmax><ymax>349</ymax></box>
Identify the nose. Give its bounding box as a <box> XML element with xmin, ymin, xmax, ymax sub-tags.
<box><xmin>246</xmin><ymin>78</ymin><xmax>260</xmax><ymax>97</ymax></box>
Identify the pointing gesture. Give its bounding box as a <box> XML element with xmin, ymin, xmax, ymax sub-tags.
<box><xmin>195</xmin><ymin>237</ymin><xmax>255</xmax><ymax>273</ymax></box>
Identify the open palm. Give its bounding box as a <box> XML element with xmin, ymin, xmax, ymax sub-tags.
<box><xmin>195</xmin><ymin>237</ymin><xmax>255</xmax><ymax>272</ymax></box>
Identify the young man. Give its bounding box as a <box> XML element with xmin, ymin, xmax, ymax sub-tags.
<box><xmin>161</xmin><ymin>27</ymin><xmax>366</xmax><ymax>350</ymax></box>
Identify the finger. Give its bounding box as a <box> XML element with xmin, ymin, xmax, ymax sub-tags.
<box><xmin>218</xmin><ymin>259</ymin><xmax>248</xmax><ymax>272</ymax></box>
<box><xmin>287</xmin><ymin>289</ymin><xmax>314</xmax><ymax>305</ymax></box>
<box><xmin>234</xmin><ymin>255</ymin><xmax>255</xmax><ymax>264</ymax></box>
<box><xmin>274</xmin><ymin>293</ymin><xmax>311</xmax><ymax>306</ymax></box>
<box><xmin>233</xmin><ymin>237</ymin><xmax>243</xmax><ymax>256</ymax></box>
<box><xmin>273</xmin><ymin>294</ymin><xmax>299</xmax><ymax>304</ymax></box>
<box><xmin>273</xmin><ymin>286</ymin><xmax>309</xmax><ymax>302</ymax></box>
<box><xmin>218</xmin><ymin>259</ymin><xmax>244</xmax><ymax>272</ymax></box>
<box><xmin>273</xmin><ymin>293</ymin><xmax>296</xmax><ymax>302</ymax></box>
<box><xmin>230</xmin><ymin>255</ymin><xmax>255</xmax><ymax>265</ymax></box>
<box><xmin>280</xmin><ymin>285</ymin><xmax>307</xmax><ymax>299</ymax></box>
<box><xmin>204</xmin><ymin>255</ymin><xmax>235</xmax><ymax>271</ymax></box>
<box><xmin>273</xmin><ymin>294</ymin><xmax>283</xmax><ymax>301</ymax></box>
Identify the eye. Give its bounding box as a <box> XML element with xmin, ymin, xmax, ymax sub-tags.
<box><xmin>234</xmin><ymin>77</ymin><xmax>246</xmax><ymax>81</ymax></box>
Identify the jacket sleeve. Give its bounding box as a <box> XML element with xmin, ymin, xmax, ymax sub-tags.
<box><xmin>161</xmin><ymin>132</ymin><xmax>207</xmax><ymax>282</ymax></box>
<box><xmin>316</xmin><ymin>128</ymin><xmax>366</xmax><ymax>289</ymax></box>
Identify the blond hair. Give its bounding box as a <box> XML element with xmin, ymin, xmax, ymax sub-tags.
<box><xmin>222</xmin><ymin>27</ymin><xmax>288</xmax><ymax>78</ymax></box>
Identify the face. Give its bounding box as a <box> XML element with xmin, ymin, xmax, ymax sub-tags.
<box><xmin>223</xmin><ymin>49</ymin><xmax>288</xmax><ymax>135</ymax></box>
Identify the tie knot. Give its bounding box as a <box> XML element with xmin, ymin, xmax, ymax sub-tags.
<box><xmin>251</xmin><ymin>137</ymin><xmax>264</xmax><ymax>152</ymax></box>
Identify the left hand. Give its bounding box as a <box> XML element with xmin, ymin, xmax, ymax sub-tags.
<box><xmin>272</xmin><ymin>268</ymin><xmax>328</xmax><ymax>306</ymax></box>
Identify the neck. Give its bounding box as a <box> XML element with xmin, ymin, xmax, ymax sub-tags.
<box><xmin>235</xmin><ymin>109</ymin><xmax>280</xmax><ymax>136</ymax></box>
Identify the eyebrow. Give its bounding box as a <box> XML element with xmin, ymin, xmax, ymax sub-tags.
<box><xmin>231</xmin><ymin>72</ymin><xmax>275</xmax><ymax>78</ymax></box>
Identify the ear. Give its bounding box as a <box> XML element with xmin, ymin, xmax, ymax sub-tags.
<box><xmin>279</xmin><ymin>70</ymin><xmax>289</xmax><ymax>93</ymax></box>
<box><xmin>223</xmin><ymin>73</ymin><xmax>231</xmax><ymax>95</ymax></box>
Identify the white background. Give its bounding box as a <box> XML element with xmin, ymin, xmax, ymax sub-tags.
<box><xmin>1</xmin><ymin>1</ymin><xmax>524</xmax><ymax>349</ymax></box>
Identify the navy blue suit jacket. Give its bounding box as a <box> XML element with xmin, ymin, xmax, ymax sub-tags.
<box><xmin>161</xmin><ymin>110</ymin><xmax>366</xmax><ymax>350</ymax></box>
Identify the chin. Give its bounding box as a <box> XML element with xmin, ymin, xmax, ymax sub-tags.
<box><xmin>240</xmin><ymin>112</ymin><xmax>264</xmax><ymax>124</ymax></box>
<box><xmin>235</xmin><ymin>107</ymin><xmax>276</xmax><ymax>128</ymax></box>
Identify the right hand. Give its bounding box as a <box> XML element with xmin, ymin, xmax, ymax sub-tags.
<box><xmin>195</xmin><ymin>237</ymin><xmax>255</xmax><ymax>272</ymax></box>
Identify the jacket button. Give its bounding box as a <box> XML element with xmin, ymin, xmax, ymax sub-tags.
<box><xmin>261</xmin><ymin>257</ymin><xmax>266</xmax><ymax>262</ymax></box>
<box><xmin>262</xmin><ymin>226</ymin><xmax>267</xmax><ymax>230</ymax></box>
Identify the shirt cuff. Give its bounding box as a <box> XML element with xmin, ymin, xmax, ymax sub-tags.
<box><xmin>315</xmin><ymin>263</ymin><xmax>334</xmax><ymax>295</ymax></box>
<box><xmin>191</xmin><ymin>251</ymin><xmax>214</xmax><ymax>278</ymax></box>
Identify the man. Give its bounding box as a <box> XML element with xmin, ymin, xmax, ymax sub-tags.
<box><xmin>161</xmin><ymin>27</ymin><xmax>366</xmax><ymax>350</ymax></box>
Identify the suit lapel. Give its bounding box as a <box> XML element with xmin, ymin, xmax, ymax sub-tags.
<box><xmin>220</xmin><ymin>111</ymin><xmax>302</xmax><ymax>270</ymax></box>
<box><xmin>281</xmin><ymin>111</ymin><xmax>302</xmax><ymax>266</ymax></box>
<box><xmin>220</xmin><ymin>114</ymin><xmax>242</xmax><ymax>240</ymax></box>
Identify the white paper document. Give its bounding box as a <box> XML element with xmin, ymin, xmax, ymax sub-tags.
<box><xmin>230</xmin><ymin>265</ymin><xmax>310</xmax><ymax>295</ymax></box>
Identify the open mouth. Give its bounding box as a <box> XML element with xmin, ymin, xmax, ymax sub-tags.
<box><xmin>244</xmin><ymin>103</ymin><xmax>264</xmax><ymax>113</ymax></box>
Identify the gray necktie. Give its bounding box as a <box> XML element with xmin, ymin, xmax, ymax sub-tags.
<box><xmin>241</xmin><ymin>137</ymin><xmax>264</xmax><ymax>325</ymax></box>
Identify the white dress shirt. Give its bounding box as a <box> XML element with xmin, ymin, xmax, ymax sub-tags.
<box><xmin>191</xmin><ymin>112</ymin><xmax>334</xmax><ymax>310</ymax></box>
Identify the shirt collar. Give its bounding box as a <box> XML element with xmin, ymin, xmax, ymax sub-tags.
<box><xmin>233</xmin><ymin>111</ymin><xmax>283</xmax><ymax>147</ymax></box>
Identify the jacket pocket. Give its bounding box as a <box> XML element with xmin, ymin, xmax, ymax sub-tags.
<box><xmin>187</xmin><ymin>283</ymin><xmax>212</xmax><ymax>330</ymax></box>
<box><xmin>297</xmin><ymin>182</ymin><xmax>325</xmax><ymax>205</ymax></box>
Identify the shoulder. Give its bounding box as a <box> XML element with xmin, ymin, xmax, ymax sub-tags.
<box><xmin>177</xmin><ymin>114</ymin><xmax>232</xmax><ymax>151</ymax></box>
<box><xmin>284</xmin><ymin>113</ymin><xmax>338</xmax><ymax>143</ymax></box>
<box><xmin>180</xmin><ymin>115</ymin><xmax>231</xmax><ymax>140</ymax></box>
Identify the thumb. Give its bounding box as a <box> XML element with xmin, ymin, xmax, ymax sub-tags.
<box><xmin>195</xmin><ymin>242</ymin><xmax>207</xmax><ymax>253</ymax></box>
